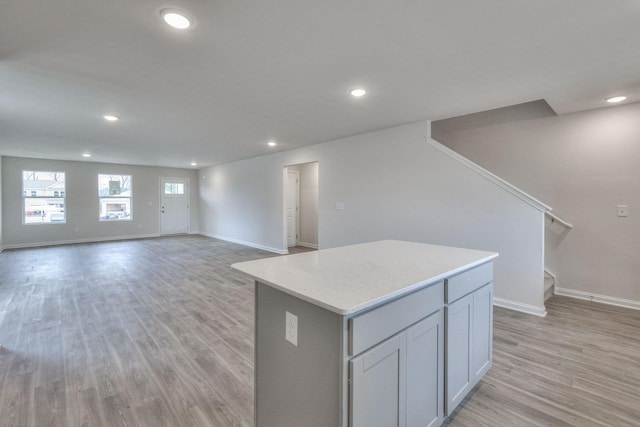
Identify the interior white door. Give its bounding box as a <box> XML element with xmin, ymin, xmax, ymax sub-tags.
<box><xmin>160</xmin><ymin>177</ymin><xmax>189</xmax><ymax>235</ymax></box>
<box><xmin>286</xmin><ymin>170</ymin><xmax>299</xmax><ymax>247</ymax></box>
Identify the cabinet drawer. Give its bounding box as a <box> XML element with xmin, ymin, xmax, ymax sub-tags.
<box><xmin>445</xmin><ymin>262</ymin><xmax>493</xmax><ymax>304</ymax></box>
<box><xmin>349</xmin><ymin>282</ymin><xmax>443</xmax><ymax>356</ymax></box>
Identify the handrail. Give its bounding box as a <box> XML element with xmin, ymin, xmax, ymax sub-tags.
<box><xmin>426</xmin><ymin>137</ymin><xmax>551</xmax><ymax>213</ymax></box>
<box><xmin>546</xmin><ymin>211</ymin><xmax>573</xmax><ymax>229</ymax></box>
<box><xmin>544</xmin><ymin>268</ymin><xmax>556</xmax><ymax>280</ymax></box>
<box><xmin>426</xmin><ymin>129</ymin><xmax>570</xmax><ymax>224</ymax></box>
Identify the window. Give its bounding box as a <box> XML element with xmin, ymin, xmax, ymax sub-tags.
<box><xmin>23</xmin><ymin>171</ymin><xmax>66</xmax><ymax>224</ymax></box>
<box><xmin>99</xmin><ymin>174</ymin><xmax>132</xmax><ymax>221</ymax></box>
<box><xmin>164</xmin><ymin>182</ymin><xmax>185</xmax><ymax>195</ymax></box>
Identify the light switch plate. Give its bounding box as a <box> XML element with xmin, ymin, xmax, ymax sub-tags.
<box><xmin>617</xmin><ymin>205</ymin><xmax>628</xmax><ymax>217</ymax></box>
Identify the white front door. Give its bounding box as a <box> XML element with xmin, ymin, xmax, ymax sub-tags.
<box><xmin>286</xmin><ymin>170</ymin><xmax>299</xmax><ymax>247</ymax></box>
<box><xmin>160</xmin><ymin>177</ymin><xmax>189</xmax><ymax>235</ymax></box>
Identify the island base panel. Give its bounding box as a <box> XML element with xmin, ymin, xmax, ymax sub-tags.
<box><xmin>255</xmin><ymin>282</ymin><xmax>342</xmax><ymax>427</ymax></box>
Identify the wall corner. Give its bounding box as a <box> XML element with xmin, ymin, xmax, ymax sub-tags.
<box><xmin>0</xmin><ymin>155</ymin><xmax>3</xmax><ymax>251</ymax></box>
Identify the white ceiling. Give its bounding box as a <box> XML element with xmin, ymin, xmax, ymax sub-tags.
<box><xmin>1</xmin><ymin>0</ymin><xmax>639</xmax><ymax>168</ymax></box>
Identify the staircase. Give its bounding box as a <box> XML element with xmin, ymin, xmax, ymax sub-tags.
<box><xmin>426</xmin><ymin>134</ymin><xmax>572</xmax><ymax>312</ymax></box>
<box><xmin>544</xmin><ymin>271</ymin><xmax>555</xmax><ymax>301</ymax></box>
<box><xmin>544</xmin><ymin>212</ymin><xmax>572</xmax><ymax>302</ymax></box>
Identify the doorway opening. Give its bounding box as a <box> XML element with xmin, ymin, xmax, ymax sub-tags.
<box><xmin>160</xmin><ymin>177</ymin><xmax>189</xmax><ymax>235</ymax></box>
<box><xmin>284</xmin><ymin>162</ymin><xmax>318</xmax><ymax>252</ymax></box>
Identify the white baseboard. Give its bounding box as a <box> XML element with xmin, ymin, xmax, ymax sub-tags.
<box><xmin>296</xmin><ymin>241</ymin><xmax>318</xmax><ymax>249</ymax></box>
<box><xmin>199</xmin><ymin>232</ymin><xmax>287</xmax><ymax>255</ymax></box>
<box><xmin>554</xmin><ymin>287</ymin><xmax>640</xmax><ymax>311</ymax></box>
<box><xmin>1</xmin><ymin>233</ymin><xmax>161</xmax><ymax>250</ymax></box>
<box><xmin>493</xmin><ymin>297</ymin><xmax>547</xmax><ymax>317</ymax></box>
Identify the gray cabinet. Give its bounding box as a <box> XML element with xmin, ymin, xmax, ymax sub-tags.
<box><xmin>445</xmin><ymin>292</ymin><xmax>473</xmax><ymax>413</ymax></box>
<box><xmin>251</xmin><ymin>259</ymin><xmax>494</xmax><ymax>427</ymax></box>
<box><xmin>350</xmin><ymin>333</ymin><xmax>406</xmax><ymax>427</ymax></box>
<box><xmin>471</xmin><ymin>283</ymin><xmax>493</xmax><ymax>383</ymax></box>
<box><xmin>407</xmin><ymin>310</ymin><xmax>445</xmax><ymax>427</ymax></box>
<box><xmin>444</xmin><ymin>263</ymin><xmax>493</xmax><ymax>416</ymax></box>
<box><xmin>350</xmin><ymin>309</ymin><xmax>444</xmax><ymax>427</ymax></box>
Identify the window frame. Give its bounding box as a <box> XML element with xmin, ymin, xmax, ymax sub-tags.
<box><xmin>98</xmin><ymin>174</ymin><xmax>133</xmax><ymax>222</ymax></box>
<box><xmin>22</xmin><ymin>170</ymin><xmax>66</xmax><ymax>225</ymax></box>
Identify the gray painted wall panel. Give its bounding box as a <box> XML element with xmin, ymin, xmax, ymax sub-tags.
<box><xmin>256</xmin><ymin>282</ymin><xmax>342</xmax><ymax>427</ymax></box>
<box><xmin>0</xmin><ymin>156</ymin><xmax>3</xmax><ymax>249</ymax></box>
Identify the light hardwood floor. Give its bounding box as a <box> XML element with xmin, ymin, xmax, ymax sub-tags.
<box><xmin>1</xmin><ymin>235</ymin><xmax>639</xmax><ymax>426</ymax></box>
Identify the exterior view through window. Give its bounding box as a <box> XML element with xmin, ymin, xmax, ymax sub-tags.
<box><xmin>23</xmin><ymin>171</ymin><xmax>66</xmax><ymax>224</ymax></box>
<box><xmin>164</xmin><ymin>182</ymin><xmax>184</xmax><ymax>195</ymax></box>
<box><xmin>99</xmin><ymin>174</ymin><xmax>132</xmax><ymax>221</ymax></box>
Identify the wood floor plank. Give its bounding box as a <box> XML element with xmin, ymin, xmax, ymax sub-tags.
<box><xmin>2</xmin><ymin>236</ymin><xmax>640</xmax><ymax>426</ymax></box>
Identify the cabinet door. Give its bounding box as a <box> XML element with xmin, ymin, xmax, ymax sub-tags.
<box><xmin>406</xmin><ymin>310</ymin><xmax>444</xmax><ymax>427</ymax></box>
<box><xmin>445</xmin><ymin>292</ymin><xmax>473</xmax><ymax>415</ymax></box>
<box><xmin>350</xmin><ymin>334</ymin><xmax>406</xmax><ymax>427</ymax></box>
<box><xmin>471</xmin><ymin>283</ymin><xmax>493</xmax><ymax>382</ymax></box>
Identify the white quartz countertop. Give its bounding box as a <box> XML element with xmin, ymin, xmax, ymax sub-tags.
<box><xmin>231</xmin><ymin>240</ymin><xmax>498</xmax><ymax>315</ymax></box>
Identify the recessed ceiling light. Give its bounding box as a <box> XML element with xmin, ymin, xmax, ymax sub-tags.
<box><xmin>190</xmin><ymin>162</ymin><xmax>197</xmax><ymax>166</ymax></box>
<box><xmin>605</xmin><ymin>96</ymin><xmax>627</xmax><ymax>103</ymax></box>
<box><xmin>351</xmin><ymin>88</ymin><xmax>366</xmax><ymax>97</ymax></box>
<box><xmin>82</xmin><ymin>153</ymin><xmax>91</xmax><ymax>158</ymax></box>
<box><xmin>161</xmin><ymin>9</ymin><xmax>192</xmax><ymax>29</ymax></box>
<box><xmin>268</xmin><ymin>141</ymin><xmax>277</xmax><ymax>147</ymax></box>
<box><xmin>103</xmin><ymin>115</ymin><xmax>119</xmax><ymax>121</ymax></box>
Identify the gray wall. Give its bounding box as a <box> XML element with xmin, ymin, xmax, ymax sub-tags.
<box><xmin>256</xmin><ymin>282</ymin><xmax>341</xmax><ymax>426</ymax></box>
<box><xmin>199</xmin><ymin>122</ymin><xmax>546</xmax><ymax>313</ymax></box>
<box><xmin>433</xmin><ymin>101</ymin><xmax>640</xmax><ymax>304</ymax></box>
<box><xmin>299</xmin><ymin>162</ymin><xmax>319</xmax><ymax>247</ymax></box>
<box><xmin>1</xmin><ymin>156</ymin><xmax>199</xmax><ymax>248</ymax></box>
<box><xmin>0</xmin><ymin>156</ymin><xmax>3</xmax><ymax>249</ymax></box>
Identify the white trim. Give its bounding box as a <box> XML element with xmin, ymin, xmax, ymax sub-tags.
<box><xmin>282</xmin><ymin>167</ymin><xmax>288</xmax><ymax>250</ymax></box>
<box><xmin>545</xmin><ymin>211</ymin><xmax>573</xmax><ymax>229</ymax></box>
<box><xmin>554</xmin><ymin>287</ymin><xmax>640</xmax><ymax>311</ymax></box>
<box><xmin>493</xmin><ymin>297</ymin><xmax>547</xmax><ymax>317</ymax></box>
<box><xmin>297</xmin><ymin>241</ymin><xmax>318</xmax><ymax>249</ymax></box>
<box><xmin>285</xmin><ymin>169</ymin><xmax>300</xmax><ymax>247</ymax></box>
<box><xmin>199</xmin><ymin>232</ymin><xmax>287</xmax><ymax>254</ymax></box>
<box><xmin>543</xmin><ymin>268</ymin><xmax>557</xmax><ymax>280</ymax></box>
<box><xmin>426</xmin><ymin>138</ymin><xmax>551</xmax><ymax>213</ymax></box>
<box><xmin>1</xmin><ymin>233</ymin><xmax>161</xmax><ymax>250</ymax></box>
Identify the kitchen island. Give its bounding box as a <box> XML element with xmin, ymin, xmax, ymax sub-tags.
<box><xmin>232</xmin><ymin>240</ymin><xmax>498</xmax><ymax>427</ymax></box>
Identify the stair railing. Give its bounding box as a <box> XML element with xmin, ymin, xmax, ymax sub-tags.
<box><xmin>546</xmin><ymin>211</ymin><xmax>573</xmax><ymax>229</ymax></box>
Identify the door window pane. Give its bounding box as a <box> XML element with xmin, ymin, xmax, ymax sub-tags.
<box><xmin>164</xmin><ymin>182</ymin><xmax>185</xmax><ymax>195</ymax></box>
